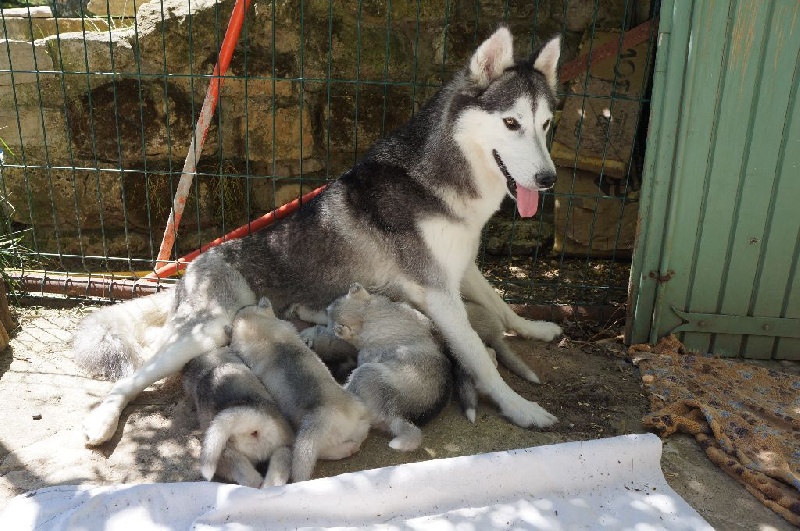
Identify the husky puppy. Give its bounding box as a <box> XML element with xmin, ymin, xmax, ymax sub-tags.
<box><xmin>182</xmin><ymin>348</ymin><xmax>294</xmax><ymax>488</ymax></box>
<box><xmin>319</xmin><ymin>284</ymin><xmax>453</xmax><ymax>451</ymax></box>
<box><xmin>301</xmin><ymin>301</ymin><xmax>497</xmax><ymax>424</ymax></box>
<box><xmin>465</xmin><ymin>300</ymin><xmax>541</xmax><ymax>384</ymax></box>
<box><xmin>77</xmin><ymin>27</ymin><xmax>563</xmax><ymax>446</ymax></box>
<box><xmin>230</xmin><ymin>298</ymin><xmax>371</xmax><ymax>482</ymax></box>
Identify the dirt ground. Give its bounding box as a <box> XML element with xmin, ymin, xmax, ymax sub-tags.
<box><xmin>0</xmin><ymin>301</ymin><xmax>795</xmax><ymax>530</ymax></box>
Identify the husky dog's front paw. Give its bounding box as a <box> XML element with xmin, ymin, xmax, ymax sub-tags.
<box><xmin>83</xmin><ymin>401</ymin><xmax>122</xmax><ymax>446</ymax></box>
<box><xmin>512</xmin><ymin>319</ymin><xmax>563</xmax><ymax>342</ymax></box>
<box><xmin>503</xmin><ymin>395</ymin><xmax>558</xmax><ymax>429</ymax></box>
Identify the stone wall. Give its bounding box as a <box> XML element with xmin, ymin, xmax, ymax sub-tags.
<box><xmin>0</xmin><ymin>0</ymin><xmax>651</xmax><ymax>265</ymax></box>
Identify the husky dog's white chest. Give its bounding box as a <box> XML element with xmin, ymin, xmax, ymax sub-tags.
<box><xmin>418</xmin><ymin>216</ymin><xmax>481</xmax><ymax>290</ymax></box>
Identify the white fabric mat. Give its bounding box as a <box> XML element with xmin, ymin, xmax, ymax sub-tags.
<box><xmin>2</xmin><ymin>433</ymin><xmax>711</xmax><ymax>530</ymax></box>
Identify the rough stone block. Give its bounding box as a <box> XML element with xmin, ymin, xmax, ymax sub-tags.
<box><xmin>0</xmin><ymin>107</ymin><xmax>69</xmax><ymax>164</ymax></box>
<box><xmin>0</xmin><ymin>17</ymin><xmax>118</xmax><ymax>41</ymax></box>
<box><xmin>87</xmin><ymin>0</ymin><xmax>141</xmax><ymax>18</ymax></box>
<box><xmin>65</xmin><ymin>78</ymin><xmax>216</xmax><ymax>165</ymax></box>
<box><xmin>0</xmin><ymin>6</ymin><xmax>53</xmax><ymax>18</ymax></box>
<box><xmin>0</xmin><ymin>39</ymin><xmax>53</xmax><ymax>86</ymax></box>
<box><xmin>40</xmin><ymin>29</ymin><xmax>137</xmax><ymax>89</ymax></box>
<box><xmin>2</xmin><ymin>163</ymin><xmax>225</xmax><ymax>233</ymax></box>
<box><xmin>234</xmin><ymin>100</ymin><xmax>315</xmax><ymax>163</ymax></box>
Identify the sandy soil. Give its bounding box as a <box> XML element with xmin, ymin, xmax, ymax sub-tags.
<box><xmin>0</xmin><ymin>302</ymin><xmax>794</xmax><ymax>529</ymax></box>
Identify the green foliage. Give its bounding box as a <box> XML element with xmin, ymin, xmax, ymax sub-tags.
<box><xmin>0</xmin><ymin>229</ymin><xmax>36</xmax><ymax>300</ymax></box>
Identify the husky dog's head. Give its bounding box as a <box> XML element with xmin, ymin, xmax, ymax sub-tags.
<box><xmin>455</xmin><ymin>27</ymin><xmax>561</xmax><ymax>217</ymax></box>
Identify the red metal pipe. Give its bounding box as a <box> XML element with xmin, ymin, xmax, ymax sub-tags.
<box><xmin>145</xmin><ymin>184</ymin><xmax>327</xmax><ymax>280</ymax></box>
<box><xmin>154</xmin><ymin>0</ymin><xmax>254</xmax><ymax>266</ymax></box>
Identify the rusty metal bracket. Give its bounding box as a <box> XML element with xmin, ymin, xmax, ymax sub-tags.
<box><xmin>670</xmin><ymin>307</ymin><xmax>800</xmax><ymax>338</ymax></box>
<box><xmin>649</xmin><ymin>270</ymin><xmax>675</xmax><ymax>283</ymax></box>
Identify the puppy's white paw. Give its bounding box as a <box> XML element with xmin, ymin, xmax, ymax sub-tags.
<box><xmin>512</xmin><ymin>319</ymin><xmax>562</xmax><ymax>342</ymax></box>
<box><xmin>299</xmin><ymin>325</ymin><xmax>320</xmax><ymax>348</ymax></box>
<box><xmin>465</xmin><ymin>408</ymin><xmax>476</xmax><ymax>423</ymax></box>
<box><xmin>200</xmin><ymin>462</ymin><xmax>216</xmax><ymax>482</ymax></box>
<box><xmin>83</xmin><ymin>401</ymin><xmax>122</xmax><ymax>446</ymax></box>
<box><xmin>389</xmin><ymin>434</ymin><xmax>422</xmax><ymax>452</ymax></box>
<box><xmin>520</xmin><ymin>370</ymin><xmax>541</xmax><ymax>385</ymax></box>
<box><xmin>285</xmin><ymin>303</ymin><xmax>301</xmax><ymax>319</ymax></box>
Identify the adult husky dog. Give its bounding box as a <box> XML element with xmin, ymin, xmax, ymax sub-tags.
<box><xmin>76</xmin><ymin>27</ymin><xmax>563</xmax><ymax>445</ymax></box>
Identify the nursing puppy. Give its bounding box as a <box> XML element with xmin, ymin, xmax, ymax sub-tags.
<box><xmin>182</xmin><ymin>348</ymin><xmax>294</xmax><ymax>488</ymax></box>
<box><xmin>465</xmin><ymin>300</ymin><xmax>541</xmax><ymax>384</ymax></box>
<box><xmin>324</xmin><ymin>284</ymin><xmax>454</xmax><ymax>451</ymax></box>
<box><xmin>231</xmin><ymin>298</ymin><xmax>371</xmax><ymax>482</ymax></box>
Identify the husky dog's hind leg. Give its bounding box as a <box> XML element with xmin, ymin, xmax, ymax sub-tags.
<box><xmin>82</xmin><ymin>254</ymin><xmax>257</xmax><ymax>445</ymax></box>
<box><xmin>72</xmin><ymin>290</ymin><xmax>173</xmax><ymax>380</ymax></box>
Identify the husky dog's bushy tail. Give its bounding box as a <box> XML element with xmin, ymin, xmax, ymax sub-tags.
<box><xmin>71</xmin><ymin>290</ymin><xmax>173</xmax><ymax>380</ymax></box>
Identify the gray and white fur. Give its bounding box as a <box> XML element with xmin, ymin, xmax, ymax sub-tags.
<box><xmin>465</xmin><ymin>300</ymin><xmax>541</xmax><ymax>384</ymax></box>
<box><xmin>322</xmin><ymin>284</ymin><xmax>453</xmax><ymax>451</ymax></box>
<box><xmin>230</xmin><ymin>298</ymin><xmax>371</xmax><ymax>482</ymax></box>
<box><xmin>301</xmin><ymin>300</ymin><xmax>504</xmax><ymax>424</ymax></box>
<box><xmin>76</xmin><ymin>27</ymin><xmax>563</xmax><ymax>447</ymax></box>
<box><xmin>72</xmin><ymin>290</ymin><xmax>173</xmax><ymax>380</ymax></box>
<box><xmin>182</xmin><ymin>347</ymin><xmax>294</xmax><ymax>488</ymax></box>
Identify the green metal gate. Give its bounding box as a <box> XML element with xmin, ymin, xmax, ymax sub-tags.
<box><xmin>628</xmin><ymin>0</ymin><xmax>800</xmax><ymax>359</ymax></box>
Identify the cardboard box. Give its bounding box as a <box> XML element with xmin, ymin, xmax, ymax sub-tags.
<box><xmin>553</xmin><ymin>167</ymin><xmax>639</xmax><ymax>257</ymax></box>
<box><xmin>552</xmin><ymin>30</ymin><xmax>652</xmax><ymax>178</ymax></box>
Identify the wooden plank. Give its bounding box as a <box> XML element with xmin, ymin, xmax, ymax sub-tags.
<box><xmin>742</xmin><ymin>2</ymin><xmax>800</xmax><ymax>359</ymax></box>
<box><xmin>650</xmin><ymin>0</ymin><xmax>736</xmax><ymax>353</ymax></box>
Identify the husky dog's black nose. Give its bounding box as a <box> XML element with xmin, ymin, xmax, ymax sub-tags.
<box><xmin>535</xmin><ymin>171</ymin><xmax>557</xmax><ymax>189</ymax></box>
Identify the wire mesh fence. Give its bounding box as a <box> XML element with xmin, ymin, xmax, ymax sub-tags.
<box><xmin>0</xmin><ymin>0</ymin><xmax>657</xmax><ymax>314</ymax></box>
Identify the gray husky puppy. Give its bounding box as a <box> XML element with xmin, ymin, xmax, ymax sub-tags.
<box><xmin>230</xmin><ymin>298</ymin><xmax>371</xmax><ymax>482</ymax></box>
<box><xmin>182</xmin><ymin>348</ymin><xmax>294</xmax><ymax>488</ymax></box>
<box><xmin>320</xmin><ymin>283</ymin><xmax>453</xmax><ymax>451</ymax></box>
<box><xmin>465</xmin><ymin>300</ymin><xmax>541</xmax><ymax>384</ymax></box>
<box><xmin>78</xmin><ymin>27</ymin><xmax>563</xmax><ymax>446</ymax></box>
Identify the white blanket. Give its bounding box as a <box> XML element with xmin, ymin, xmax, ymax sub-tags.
<box><xmin>2</xmin><ymin>433</ymin><xmax>711</xmax><ymax>530</ymax></box>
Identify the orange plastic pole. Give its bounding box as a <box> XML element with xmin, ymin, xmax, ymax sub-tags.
<box><xmin>154</xmin><ymin>0</ymin><xmax>254</xmax><ymax>267</ymax></box>
<box><xmin>144</xmin><ymin>184</ymin><xmax>327</xmax><ymax>280</ymax></box>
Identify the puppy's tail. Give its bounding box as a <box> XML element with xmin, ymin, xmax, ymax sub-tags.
<box><xmin>71</xmin><ymin>290</ymin><xmax>173</xmax><ymax>380</ymax></box>
<box><xmin>200</xmin><ymin>407</ymin><xmax>253</xmax><ymax>482</ymax></box>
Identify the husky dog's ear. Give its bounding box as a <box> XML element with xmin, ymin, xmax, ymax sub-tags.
<box><xmin>333</xmin><ymin>323</ymin><xmax>353</xmax><ymax>340</ymax></box>
<box><xmin>258</xmin><ymin>296</ymin><xmax>272</xmax><ymax>309</ymax></box>
<box><xmin>469</xmin><ymin>27</ymin><xmax>515</xmax><ymax>88</ymax></box>
<box><xmin>532</xmin><ymin>35</ymin><xmax>561</xmax><ymax>93</ymax></box>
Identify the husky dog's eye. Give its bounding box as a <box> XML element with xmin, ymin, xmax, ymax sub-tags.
<box><xmin>543</xmin><ymin>119</ymin><xmax>551</xmax><ymax>131</ymax></box>
<box><xmin>503</xmin><ymin>117</ymin><xmax>521</xmax><ymax>130</ymax></box>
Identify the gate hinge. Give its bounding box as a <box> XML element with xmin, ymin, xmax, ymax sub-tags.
<box><xmin>649</xmin><ymin>270</ymin><xmax>674</xmax><ymax>283</ymax></box>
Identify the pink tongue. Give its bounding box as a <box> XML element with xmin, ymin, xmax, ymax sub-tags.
<box><xmin>516</xmin><ymin>186</ymin><xmax>540</xmax><ymax>217</ymax></box>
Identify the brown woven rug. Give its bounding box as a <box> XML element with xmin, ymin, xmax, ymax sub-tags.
<box><xmin>629</xmin><ymin>335</ymin><xmax>800</xmax><ymax>526</ymax></box>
